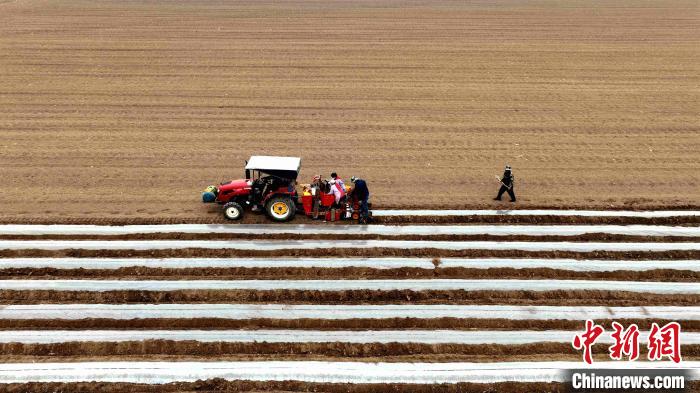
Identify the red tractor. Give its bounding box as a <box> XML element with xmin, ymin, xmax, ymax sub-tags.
<box><xmin>202</xmin><ymin>156</ymin><xmax>369</xmax><ymax>222</ymax></box>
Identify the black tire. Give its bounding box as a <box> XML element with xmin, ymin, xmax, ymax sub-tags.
<box><xmin>223</xmin><ymin>201</ymin><xmax>244</xmax><ymax>221</ymax></box>
<box><xmin>266</xmin><ymin>196</ymin><xmax>296</xmax><ymax>222</ymax></box>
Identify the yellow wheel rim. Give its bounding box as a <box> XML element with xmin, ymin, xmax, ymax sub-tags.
<box><xmin>272</xmin><ymin>202</ymin><xmax>289</xmax><ymax>215</ymax></box>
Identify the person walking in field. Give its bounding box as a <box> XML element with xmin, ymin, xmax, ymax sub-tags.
<box><xmin>494</xmin><ymin>165</ymin><xmax>516</xmax><ymax>202</ymax></box>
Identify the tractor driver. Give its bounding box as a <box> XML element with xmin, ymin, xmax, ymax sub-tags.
<box><xmin>249</xmin><ymin>176</ymin><xmax>277</xmax><ymax>211</ymax></box>
<box><xmin>249</xmin><ymin>177</ymin><xmax>265</xmax><ymax>211</ymax></box>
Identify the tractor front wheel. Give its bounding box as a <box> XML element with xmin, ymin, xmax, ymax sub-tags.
<box><xmin>266</xmin><ymin>196</ymin><xmax>296</xmax><ymax>222</ymax></box>
<box><xmin>223</xmin><ymin>202</ymin><xmax>244</xmax><ymax>221</ymax></box>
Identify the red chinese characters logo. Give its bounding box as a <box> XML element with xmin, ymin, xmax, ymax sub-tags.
<box><xmin>609</xmin><ymin>322</ymin><xmax>640</xmax><ymax>361</ymax></box>
<box><xmin>572</xmin><ymin>319</ymin><xmax>604</xmax><ymax>365</ymax></box>
<box><xmin>572</xmin><ymin>320</ymin><xmax>681</xmax><ymax>364</ymax></box>
<box><xmin>648</xmin><ymin>322</ymin><xmax>682</xmax><ymax>363</ymax></box>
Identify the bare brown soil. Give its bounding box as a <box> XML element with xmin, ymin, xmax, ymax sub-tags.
<box><xmin>0</xmin><ymin>380</ymin><xmax>568</xmax><ymax>393</ymax></box>
<box><xmin>3</xmin><ymin>380</ymin><xmax>699</xmax><ymax>393</ymax></box>
<box><xmin>2</xmin><ymin>248</ymin><xmax>698</xmax><ymax>261</ymax></box>
<box><xmin>376</xmin><ymin>215</ymin><xmax>700</xmax><ymax>226</ymax></box>
<box><xmin>2</xmin><ymin>342</ymin><xmax>699</xmax><ymax>363</ymax></box>
<box><xmin>2</xmin><ymin>289</ymin><xmax>697</xmax><ymax>306</ymax></box>
<box><xmin>2</xmin><ymin>267</ymin><xmax>699</xmax><ymax>283</ymax></box>
<box><xmin>4</xmin><ymin>318</ymin><xmax>700</xmax><ymax>332</ymax></box>
<box><xmin>0</xmin><ymin>342</ymin><xmax>594</xmax><ymax>360</ymax></box>
<box><xmin>0</xmin><ymin>0</ymin><xmax>698</xmax><ymax>222</ymax></box>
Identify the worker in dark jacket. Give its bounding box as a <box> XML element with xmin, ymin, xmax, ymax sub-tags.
<box><xmin>350</xmin><ymin>176</ymin><xmax>370</xmax><ymax>220</ymax></box>
<box><xmin>494</xmin><ymin>165</ymin><xmax>516</xmax><ymax>202</ymax></box>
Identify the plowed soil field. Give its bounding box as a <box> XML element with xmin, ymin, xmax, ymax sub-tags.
<box><xmin>1</xmin><ymin>0</ymin><xmax>698</xmax><ymax>223</ymax></box>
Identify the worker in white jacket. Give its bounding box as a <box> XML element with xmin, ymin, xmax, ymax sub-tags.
<box><xmin>328</xmin><ymin>179</ymin><xmax>345</xmax><ymax>205</ymax></box>
<box><xmin>331</xmin><ymin>172</ymin><xmax>345</xmax><ymax>192</ymax></box>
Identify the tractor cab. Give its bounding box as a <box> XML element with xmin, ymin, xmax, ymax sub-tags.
<box><xmin>245</xmin><ymin>156</ymin><xmax>300</xmax><ymax>213</ymax></box>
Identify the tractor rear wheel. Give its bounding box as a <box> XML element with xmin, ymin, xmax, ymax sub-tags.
<box><xmin>223</xmin><ymin>202</ymin><xmax>244</xmax><ymax>221</ymax></box>
<box><xmin>266</xmin><ymin>196</ymin><xmax>296</xmax><ymax>222</ymax></box>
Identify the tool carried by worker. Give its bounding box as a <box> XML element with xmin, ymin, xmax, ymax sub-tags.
<box><xmin>494</xmin><ymin>175</ymin><xmax>511</xmax><ymax>189</ymax></box>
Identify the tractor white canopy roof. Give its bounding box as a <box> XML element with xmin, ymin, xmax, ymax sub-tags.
<box><xmin>245</xmin><ymin>156</ymin><xmax>301</xmax><ymax>179</ymax></box>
